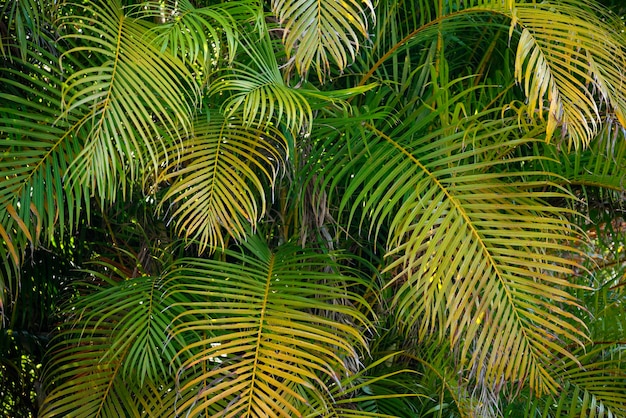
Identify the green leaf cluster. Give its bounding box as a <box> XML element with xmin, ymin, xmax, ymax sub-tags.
<box><xmin>1</xmin><ymin>0</ymin><xmax>626</xmax><ymax>416</ymax></box>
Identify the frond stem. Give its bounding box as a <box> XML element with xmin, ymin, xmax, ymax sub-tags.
<box><xmin>244</xmin><ymin>253</ymin><xmax>275</xmax><ymax>416</ymax></box>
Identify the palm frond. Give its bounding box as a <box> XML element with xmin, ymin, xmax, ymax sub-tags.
<box><xmin>0</xmin><ymin>50</ymin><xmax>84</xmax><ymax>227</ymax></box>
<box><xmin>582</xmin><ymin>231</ymin><xmax>626</xmax><ymax>342</ymax></box>
<box><xmin>166</xmin><ymin>237</ymin><xmax>373</xmax><ymax>417</ymax></box>
<box><xmin>499</xmin><ymin>0</ymin><xmax>626</xmax><ymax>148</ymax></box>
<box><xmin>58</xmin><ymin>0</ymin><xmax>199</xmax><ymax>198</ymax></box>
<box><xmin>271</xmin><ymin>0</ymin><xmax>375</xmax><ymax>79</ymax></box>
<box><xmin>517</xmin><ymin>344</ymin><xmax>626</xmax><ymax>418</ymax></box>
<box><xmin>537</xmin><ymin>122</ymin><xmax>626</xmax><ymax>193</ymax></box>
<box><xmin>40</xmin><ymin>269</ymin><xmax>187</xmax><ymax>417</ymax></box>
<box><xmin>317</xmin><ymin>90</ymin><xmax>586</xmax><ymax>395</ymax></box>
<box><xmin>0</xmin><ymin>0</ymin><xmax>54</xmax><ymax>59</ymax></box>
<box><xmin>309</xmin><ymin>352</ymin><xmax>425</xmax><ymax>418</ymax></box>
<box><xmin>43</xmin><ymin>362</ymin><xmax>177</xmax><ymax>418</ymax></box>
<box><xmin>556</xmin><ymin>348</ymin><xmax>626</xmax><ymax>417</ymax></box>
<box><xmin>158</xmin><ymin>113</ymin><xmax>285</xmax><ymax>252</ymax></box>
<box><xmin>42</xmin><ymin>341</ymin><xmax>135</xmax><ymax>418</ymax></box>
<box><xmin>211</xmin><ymin>31</ymin><xmax>313</xmax><ymax>134</ymax></box>
<box><xmin>148</xmin><ymin>0</ymin><xmax>254</xmax><ymax>68</ymax></box>
<box><xmin>354</xmin><ymin>0</ymin><xmax>626</xmax><ymax>149</ymax></box>
<box><xmin>0</xmin><ymin>45</ymin><xmax>89</xmax><ymax>309</ymax></box>
<box><xmin>0</xmin><ymin>205</ymin><xmax>30</xmax><ymax>309</ymax></box>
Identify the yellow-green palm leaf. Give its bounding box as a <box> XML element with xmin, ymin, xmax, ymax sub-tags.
<box><xmin>484</xmin><ymin>0</ymin><xmax>626</xmax><ymax>148</ymax></box>
<box><xmin>59</xmin><ymin>0</ymin><xmax>199</xmax><ymax>198</ymax></box>
<box><xmin>159</xmin><ymin>114</ymin><xmax>285</xmax><ymax>252</ymax></box>
<box><xmin>271</xmin><ymin>0</ymin><xmax>375</xmax><ymax>79</ymax></box>
<box><xmin>166</xmin><ymin>238</ymin><xmax>372</xmax><ymax>417</ymax></box>
<box><xmin>320</xmin><ymin>101</ymin><xmax>586</xmax><ymax>395</ymax></box>
<box><xmin>0</xmin><ymin>0</ymin><xmax>201</xmax><ymax>305</ymax></box>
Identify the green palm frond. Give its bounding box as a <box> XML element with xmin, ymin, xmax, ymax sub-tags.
<box><xmin>497</xmin><ymin>0</ymin><xmax>626</xmax><ymax>148</ymax></box>
<box><xmin>40</xmin><ymin>269</ymin><xmax>187</xmax><ymax>417</ymax></box>
<box><xmin>318</xmin><ymin>92</ymin><xmax>585</xmax><ymax>395</ymax></box>
<box><xmin>158</xmin><ymin>113</ymin><xmax>285</xmax><ymax>252</ymax></box>
<box><xmin>0</xmin><ymin>46</ymin><xmax>87</xmax><ymax>305</ymax></box>
<box><xmin>0</xmin><ymin>48</ymin><xmax>84</xmax><ymax>230</ymax></box>
<box><xmin>356</xmin><ymin>0</ymin><xmax>626</xmax><ymax>149</ymax></box>
<box><xmin>42</xmin><ymin>340</ymin><xmax>136</xmax><ymax>418</ymax></box>
<box><xmin>0</xmin><ymin>204</ymin><xmax>33</xmax><ymax>304</ymax></box>
<box><xmin>270</xmin><ymin>0</ymin><xmax>375</xmax><ymax>79</ymax></box>
<box><xmin>307</xmin><ymin>352</ymin><xmax>425</xmax><ymax>418</ymax></box>
<box><xmin>555</xmin><ymin>348</ymin><xmax>626</xmax><ymax>417</ymax></box>
<box><xmin>583</xmin><ymin>245</ymin><xmax>626</xmax><ymax>342</ymax></box>
<box><xmin>211</xmin><ymin>31</ymin><xmax>313</xmax><ymax>133</ymax></box>
<box><xmin>0</xmin><ymin>0</ymin><xmax>53</xmax><ymax>59</ymax></box>
<box><xmin>0</xmin><ymin>0</ymin><xmax>199</xmax><ymax>307</ymax></box>
<box><xmin>58</xmin><ymin>0</ymin><xmax>199</xmax><ymax>198</ymax></box>
<box><xmin>148</xmin><ymin>0</ymin><xmax>253</xmax><ymax>67</ymax></box>
<box><xmin>166</xmin><ymin>237</ymin><xmax>372</xmax><ymax>417</ymax></box>
<box><xmin>518</xmin><ymin>344</ymin><xmax>626</xmax><ymax>418</ymax></box>
<box><xmin>86</xmin><ymin>269</ymin><xmax>176</xmax><ymax>385</ymax></box>
<box><xmin>537</xmin><ymin>122</ymin><xmax>626</xmax><ymax>193</ymax></box>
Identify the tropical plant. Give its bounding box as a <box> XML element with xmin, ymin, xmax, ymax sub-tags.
<box><xmin>1</xmin><ymin>0</ymin><xmax>626</xmax><ymax>416</ymax></box>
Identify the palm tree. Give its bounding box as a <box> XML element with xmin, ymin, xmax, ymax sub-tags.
<box><xmin>1</xmin><ymin>0</ymin><xmax>626</xmax><ymax>416</ymax></box>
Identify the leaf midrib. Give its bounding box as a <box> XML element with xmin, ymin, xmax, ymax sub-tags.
<box><xmin>244</xmin><ymin>252</ymin><xmax>275</xmax><ymax>417</ymax></box>
<box><xmin>85</xmin><ymin>11</ymin><xmax>125</xmax><ymax>162</ymax></box>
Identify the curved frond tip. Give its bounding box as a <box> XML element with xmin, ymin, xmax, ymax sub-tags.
<box><xmin>506</xmin><ymin>1</ymin><xmax>626</xmax><ymax>148</ymax></box>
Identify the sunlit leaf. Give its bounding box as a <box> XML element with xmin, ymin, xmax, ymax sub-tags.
<box><xmin>158</xmin><ymin>114</ymin><xmax>286</xmax><ymax>252</ymax></box>
<box><xmin>166</xmin><ymin>237</ymin><xmax>373</xmax><ymax>417</ymax></box>
<box><xmin>271</xmin><ymin>0</ymin><xmax>375</xmax><ymax>79</ymax></box>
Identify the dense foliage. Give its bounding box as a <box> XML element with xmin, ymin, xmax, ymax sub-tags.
<box><xmin>1</xmin><ymin>0</ymin><xmax>626</xmax><ymax>416</ymax></box>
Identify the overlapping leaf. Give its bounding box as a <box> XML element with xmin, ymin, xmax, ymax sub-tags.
<box><xmin>355</xmin><ymin>0</ymin><xmax>626</xmax><ymax>149</ymax></box>
<box><xmin>159</xmin><ymin>114</ymin><xmax>285</xmax><ymax>252</ymax></box>
<box><xmin>5</xmin><ymin>0</ymin><xmax>626</xmax><ymax>416</ymax></box>
<box><xmin>271</xmin><ymin>0</ymin><xmax>375</xmax><ymax>78</ymax></box>
<box><xmin>165</xmin><ymin>238</ymin><xmax>372</xmax><ymax>417</ymax></box>
<box><xmin>41</xmin><ymin>339</ymin><xmax>137</xmax><ymax>418</ymax></box>
<box><xmin>0</xmin><ymin>0</ymin><xmax>201</xmax><ymax>315</ymax></box>
<box><xmin>58</xmin><ymin>0</ymin><xmax>199</xmax><ymax>198</ymax></box>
